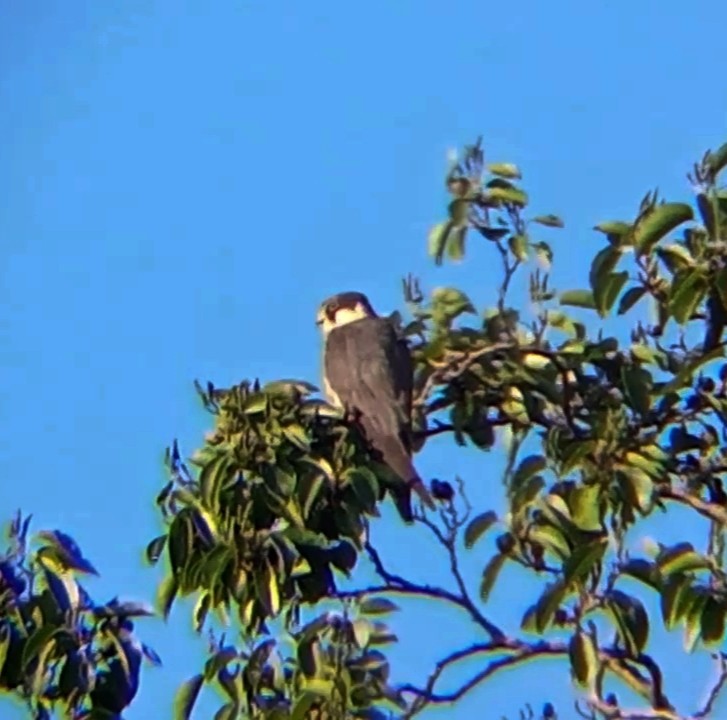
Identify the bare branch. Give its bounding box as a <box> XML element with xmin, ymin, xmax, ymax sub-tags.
<box><xmin>693</xmin><ymin>652</ymin><xmax>727</xmax><ymax>718</ymax></box>
<box><xmin>657</xmin><ymin>486</ymin><xmax>727</xmax><ymax>525</ymax></box>
<box><xmin>362</xmin><ymin>541</ymin><xmax>504</xmax><ymax>640</ymax></box>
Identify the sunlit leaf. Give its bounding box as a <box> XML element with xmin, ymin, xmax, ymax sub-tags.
<box><xmin>634</xmin><ymin>202</ymin><xmax>694</xmax><ymax>255</ymax></box>
<box><xmin>569</xmin><ymin>631</ymin><xmax>598</xmax><ymax>688</ymax></box>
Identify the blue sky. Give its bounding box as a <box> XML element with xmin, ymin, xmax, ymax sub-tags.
<box><xmin>2</xmin><ymin>2</ymin><xmax>727</xmax><ymax>718</ymax></box>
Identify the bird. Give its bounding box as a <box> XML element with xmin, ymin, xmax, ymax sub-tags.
<box><xmin>316</xmin><ymin>290</ymin><xmax>436</xmax><ymax>522</ymax></box>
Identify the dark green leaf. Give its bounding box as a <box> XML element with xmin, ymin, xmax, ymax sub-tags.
<box><xmin>563</xmin><ymin>539</ymin><xmax>607</xmax><ymax>586</ymax></box>
<box><xmin>669</xmin><ymin>270</ymin><xmax>708</xmax><ymax>325</ymax></box>
<box><xmin>508</xmin><ymin>234</ymin><xmax>529</xmax><ymax>262</ymax></box>
<box><xmin>607</xmin><ymin>590</ymin><xmax>649</xmax><ymax>655</ymax></box>
<box><xmin>706</xmin><ymin>142</ymin><xmax>727</xmax><ymax>177</ymax></box>
<box><xmin>656</xmin><ymin>244</ymin><xmax>695</xmax><ymax>273</ymax></box>
<box><xmin>660</xmin><ymin>575</ymin><xmax>693</xmax><ymax>630</ymax></box>
<box><xmin>145</xmin><ymin>535</ymin><xmax>167</xmax><ymax>565</ymax></box>
<box><xmin>634</xmin><ymin>203</ymin><xmax>694</xmax><ymax>255</ymax></box>
<box><xmin>620</xmin><ymin>559</ymin><xmax>659</xmax><ymax>589</ymax></box>
<box><xmin>464</xmin><ymin>510</ymin><xmax>498</xmax><ymax>549</ymax></box>
<box><xmin>359</xmin><ymin>597</ymin><xmax>400</xmax><ymax>616</ymax></box>
<box><xmin>21</xmin><ymin>625</ymin><xmax>58</xmax><ymax>672</ymax></box>
<box><xmin>173</xmin><ymin>674</ymin><xmax>204</xmax><ymax>720</ymax></box>
<box><xmin>528</xmin><ymin>524</ymin><xmax>571</xmax><ymax>561</ymax></box>
<box><xmin>535</xmin><ymin>580</ymin><xmax>568</xmax><ymax>632</ymax></box>
<box><xmin>657</xmin><ymin>543</ymin><xmax>711</xmax><ymax>576</ymax></box>
<box><xmin>569</xmin><ymin>631</ymin><xmax>598</xmax><ymax>688</ymax></box>
<box><xmin>595</xmin><ymin>271</ymin><xmax>628</xmax><ymax>318</ymax></box>
<box><xmin>700</xmin><ymin>596</ymin><xmax>726</xmax><ymax>647</ymax></box>
<box><xmin>511</xmin><ymin>455</ymin><xmax>547</xmax><ymax>490</ymax></box>
<box><xmin>479</xmin><ymin>553</ymin><xmax>507</xmax><ymax>603</ymax></box>
<box><xmin>617</xmin><ymin>286</ymin><xmax>647</xmax><ymax>315</ymax></box>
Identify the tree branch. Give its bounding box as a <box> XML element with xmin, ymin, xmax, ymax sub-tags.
<box><xmin>361</xmin><ymin>541</ymin><xmax>505</xmax><ymax>641</ymax></box>
<box><xmin>657</xmin><ymin>486</ymin><xmax>727</xmax><ymax>525</ymax></box>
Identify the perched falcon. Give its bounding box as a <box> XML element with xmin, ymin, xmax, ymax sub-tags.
<box><xmin>316</xmin><ymin>291</ymin><xmax>435</xmax><ymax>522</ymax></box>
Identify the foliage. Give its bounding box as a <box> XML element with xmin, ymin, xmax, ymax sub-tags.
<box><xmin>0</xmin><ymin>512</ymin><xmax>159</xmax><ymax>719</ymax></box>
<box><xmin>145</xmin><ymin>136</ymin><xmax>727</xmax><ymax>720</ymax></box>
<box><xmin>4</xmin><ymin>135</ymin><xmax>727</xmax><ymax>720</ymax></box>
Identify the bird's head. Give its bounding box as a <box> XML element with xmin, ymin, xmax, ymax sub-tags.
<box><xmin>316</xmin><ymin>291</ymin><xmax>376</xmax><ymax>335</ymax></box>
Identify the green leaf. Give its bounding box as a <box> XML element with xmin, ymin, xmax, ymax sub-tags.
<box><xmin>488</xmin><ymin>162</ymin><xmax>521</xmax><ymax>179</ymax></box>
<box><xmin>0</xmin><ymin>627</ymin><xmax>9</xmax><ymax>677</ymax></box>
<box><xmin>684</xmin><ymin>590</ymin><xmax>709</xmax><ymax>652</ymax></box>
<box><xmin>607</xmin><ymin>590</ymin><xmax>649</xmax><ymax>655</ymax></box>
<box><xmin>621</xmin><ymin>558</ymin><xmax>659</xmax><ymax>589</ymax></box>
<box><xmin>297</xmin><ymin>637</ymin><xmax>321</xmax><ymax>678</ymax></box>
<box><xmin>528</xmin><ymin>524</ymin><xmax>571</xmax><ymax>561</ymax></box>
<box><xmin>21</xmin><ymin>625</ymin><xmax>58</xmax><ymax>672</ymax></box>
<box><xmin>563</xmin><ymin>539</ymin><xmax>607</xmax><ymax>587</ymax></box>
<box><xmin>559</xmin><ymin>289</ymin><xmax>596</xmax><ymax>309</ymax></box>
<box><xmin>479</xmin><ymin>553</ymin><xmax>507</xmax><ymax>603</ymax></box>
<box><xmin>619</xmin><ymin>467</ymin><xmax>654</xmax><ymax>514</ymax></box>
<box><xmin>569</xmin><ymin>484</ymin><xmax>602</xmax><ymax>533</ymax></box>
<box><xmin>448</xmin><ymin>199</ymin><xmax>469</xmax><ymax>224</ymax></box>
<box><xmin>657</xmin><ymin>542</ymin><xmax>711</xmax><ymax>576</ymax></box>
<box><xmin>486</xmin><ymin>185</ymin><xmax>529</xmax><ymax>206</ymax></box>
<box><xmin>660</xmin><ymin>574</ymin><xmax>693</xmax><ymax>630</ymax></box>
<box><xmin>359</xmin><ymin>597</ymin><xmax>400</xmax><ymax>616</ymax></box>
<box><xmin>283</xmin><ymin>424</ymin><xmax>311</xmax><ymax>451</ymax></box>
<box><xmin>156</xmin><ymin>574</ymin><xmax>178</xmax><ymax>620</ymax></box>
<box><xmin>145</xmin><ymin>535</ymin><xmax>167</xmax><ymax>565</ymax></box>
<box><xmin>213</xmin><ymin>704</ymin><xmax>239</xmax><ymax>720</ymax></box>
<box><xmin>706</xmin><ymin>142</ymin><xmax>727</xmax><ymax>177</ymax></box>
<box><xmin>621</xmin><ymin>365</ymin><xmax>652</xmax><ymax>416</ymax></box>
<box><xmin>669</xmin><ymin>270</ymin><xmax>708</xmax><ymax>324</ymax></box>
<box><xmin>301</xmin><ymin>677</ymin><xmax>335</xmax><ymax>697</ymax></box>
<box><xmin>595</xmin><ymin>271</ymin><xmax>629</xmax><ymax>318</ymax></box>
<box><xmin>532</xmin><ymin>214</ymin><xmax>564</xmax><ymax>228</ymax></box>
<box><xmin>257</xmin><ymin>560</ymin><xmax>281</xmax><ymax>618</ymax></box>
<box><xmin>428</xmin><ymin>221</ymin><xmax>453</xmax><ymax>265</ymax></box>
<box><xmin>508</xmin><ymin>234</ymin><xmax>529</xmax><ymax>262</ymax></box>
<box><xmin>199</xmin><ymin>452</ymin><xmax>233</xmax><ymax>508</ymax></box>
<box><xmin>656</xmin><ymin>244</ymin><xmax>695</xmax><ymax>273</ymax></box>
<box><xmin>511</xmin><ymin>455</ymin><xmax>547</xmax><ymax>489</ymax></box>
<box><xmin>617</xmin><ymin>286</ymin><xmax>647</xmax><ymax>315</ymax></box>
<box><xmin>346</xmin><ymin>467</ymin><xmax>379</xmax><ymax>512</ymax></box>
<box><xmin>290</xmin><ymin>693</ymin><xmax>318</xmax><ymax>720</ymax></box>
<box><xmin>446</xmin><ymin>225</ymin><xmax>467</xmax><ymax>262</ymax></box>
<box><xmin>535</xmin><ymin>579</ymin><xmax>568</xmax><ymax>632</ymax></box>
<box><xmin>594</xmin><ymin>221</ymin><xmax>633</xmax><ymax>243</ymax></box>
<box><xmin>352</xmin><ymin>618</ymin><xmax>372</xmax><ymax>649</ymax></box>
<box><xmin>589</xmin><ymin>245</ymin><xmax>622</xmax><ymax>294</ymax></box>
<box><xmin>569</xmin><ymin>631</ymin><xmax>598</xmax><ymax>688</ymax></box>
<box><xmin>464</xmin><ymin>510</ymin><xmax>498</xmax><ymax>549</ymax></box>
<box><xmin>634</xmin><ymin>202</ymin><xmax>694</xmax><ymax>255</ymax></box>
<box><xmin>173</xmin><ymin>674</ymin><xmax>204</xmax><ymax>720</ymax></box>
<box><xmin>700</xmin><ymin>596</ymin><xmax>726</xmax><ymax>647</ymax></box>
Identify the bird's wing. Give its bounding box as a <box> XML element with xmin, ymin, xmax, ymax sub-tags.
<box><xmin>325</xmin><ymin>318</ymin><xmax>413</xmax><ymax>468</ymax></box>
<box><xmin>324</xmin><ymin>316</ymin><xmax>435</xmax><ymax>519</ymax></box>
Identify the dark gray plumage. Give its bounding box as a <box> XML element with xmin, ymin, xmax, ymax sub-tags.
<box><xmin>319</xmin><ymin>292</ymin><xmax>435</xmax><ymax>521</ymax></box>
